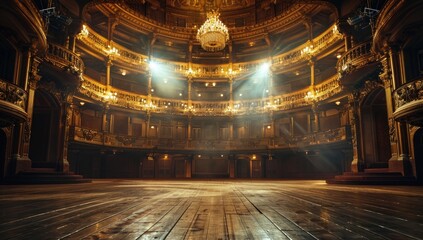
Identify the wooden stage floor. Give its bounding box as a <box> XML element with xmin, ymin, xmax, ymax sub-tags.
<box><xmin>0</xmin><ymin>180</ymin><xmax>422</xmax><ymax>240</ymax></box>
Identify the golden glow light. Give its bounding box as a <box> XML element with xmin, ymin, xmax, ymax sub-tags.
<box><xmin>196</xmin><ymin>11</ymin><xmax>229</xmax><ymax>52</ymax></box>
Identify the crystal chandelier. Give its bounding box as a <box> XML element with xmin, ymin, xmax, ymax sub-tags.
<box><xmin>196</xmin><ymin>11</ymin><xmax>229</xmax><ymax>52</ymax></box>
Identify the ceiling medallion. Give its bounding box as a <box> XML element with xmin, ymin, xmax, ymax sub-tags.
<box><xmin>196</xmin><ymin>10</ymin><xmax>229</xmax><ymax>52</ymax></box>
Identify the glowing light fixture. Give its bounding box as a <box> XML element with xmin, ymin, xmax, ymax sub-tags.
<box><xmin>104</xmin><ymin>45</ymin><xmax>119</xmax><ymax>56</ymax></box>
<box><xmin>196</xmin><ymin>11</ymin><xmax>229</xmax><ymax>52</ymax></box>
<box><xmin>77</xmin><ymin>24</ymin><xmax>89</xmax><ymax>39</ymax></box>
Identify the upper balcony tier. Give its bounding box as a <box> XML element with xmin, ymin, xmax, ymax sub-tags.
<box><xmin>82</xmin><ymin>1</ymin><xmax>339</xmax><ymax>64</ymax></box>
<box><xmin>337</xmin><ymin>40</ymin><xmax>379</xmax><ymax>87</ymax></box>
<box><xmin>77</xmin><ymin>73</ymin><xmax>341</xmax><ymax>116</ymax></box>
<box><xmin>76</xmin><ymin>23</ymin><xmax>342</xmax><ymax>78</ymax></box>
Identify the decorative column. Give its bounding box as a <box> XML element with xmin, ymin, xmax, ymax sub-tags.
<box><xmin>13</xmin><ymin>45</ymin><xmax>41</xmax><ymax>173</ymax></box>
<box><xmin>101</xmin><ymin>103</ymin><xmax>110</xmax><ymax>147</ymax></box>
<box><xmin>312</xmin><ymin>103</ymin><xmax>320</xmax><ymax>133</ymax></box>
<box><xmin>348</xmin><ymin>91</ymin><xmax>364</xmax><ymax>173</ymax></box>
<box><xmin>383</xmin><ymin>44</ymin><xmax>412</xmax><ymax>175</ymax></box>
<box><xmin>269</xmin><ymin>112</ymin><xmax>275</xmax><ymax>146</ymax></box>
<box><xmin>106</xmin><ymin>57</ymin><xmax>112</xmax><ymax>89</ymax></box>
<box><xmin>229</xmin><ymin>77</ymin><xmax>234</xmax><ymax>110</ymax></box>
<box><xmin>146</xmin><ymin>112</ymin><xmax>151</xmax><ymax>139</ymax></box>
<box><xmin>57</xmin><ymin>95</ymin><xmax>75</xmax><ymax>172</ymax></box>
<box><xmin>309</xmin><ymin>58</ymin><xmax>319</xmax><ymax>132</ymax></box>
<box><xmin>228</xmin><ymin>41</ymin><xmax>234</xmax><ymax>111</ymax></box>
<box><xmin>187</xmin><ymin>76</ymin><xmax>193</xmax><ymax>110</ymax></box>
<box><xmin>187</xmin><ymin>116</ymin><xmax>192</xmax><ymax>148</ymax></box>
<box><xmin>187</xmin><ymin>41</ymin><xmax>193</xmax><ymax>111</ymax></box>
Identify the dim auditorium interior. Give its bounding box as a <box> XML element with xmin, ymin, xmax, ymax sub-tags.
<box><xmin>1</xmin><ymin>0</ymin><xmax>423</xmax><ymax>239</ymax></box>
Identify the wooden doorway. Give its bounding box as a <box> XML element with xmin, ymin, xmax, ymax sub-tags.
<box><xmin>236</xmin><ymin>158</ymin><xmax>250</xmax><ymax>178</ymax></box>
<box><xmin>360</xmin><ymin>88</ymin><xmax>391</xmax><ymax>168</ymax></box>
<box><xmin>174</xmin><ymin>158</ymin><xmax>186</xmax><ymax>178</ymax></box>
<box><xmin>251</xmin><ymin>160</ymin><xmax>263</xmax><ymax>178</ymax></box>
<box><xmin>29</xmin><ymin>90</ymin><xmax>60</xmax><ymax>169</ymax></box>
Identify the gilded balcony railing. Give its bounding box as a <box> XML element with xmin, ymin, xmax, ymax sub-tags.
<box><xmin>0</xmin><ymin>79</ymin><xmax>28</xmax><ymax>111</ymax></box>
<box><xmin>70</xmin><ymin>125</ymin><xmax>350</xmax><ymax>151</ymax></box>
<box><xmin>293</xmin><ymin>126</ymin><xmax>350</xmax><ymax>147</ymax></box>
<box><xmin>46</xmin><ymin>43</ymin><xmax>84</xmax><ymax>74</ymax></box>
<box><xmin>77</xmin><ymin>24</ymin><xmax>342</xmax><ymax>78</ymax></box>
<box><xmin>272</xmin><ymin>24</ymin><xmax>342</xmax><ymax>68</ymax></box>
<box><xmin>393</xmin><ymin>77</ymin><xmax>423</xmax><ymax>110</ymax></box>
<box><xmin>337</xmin><ymin>40</ymin><xmax>373</xmax><ymax>75</ymax></box>
<box><xmin>79</xmin><ymin>74</ymin><xmax>342</xmax><ymax>115</ymax></box>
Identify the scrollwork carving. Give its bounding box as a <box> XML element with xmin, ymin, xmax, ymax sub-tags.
<box><xmin>81</xmin><ymin>129</ymin><xmax>96</xmax><ymax>141</ymax></box>
<box><xmin>0</xmin><ymin>80</ymin><xmax>28</xmax><ymax>110</ymax></box>
<box><xmin>394</xmin><ymin>79</ymin><xmax>423</xmax><ymax>109</ymax></box>
<box><xmin>24</xmin><ymin>119</ymin><xmax>31</xmax><ymax>143</ymax></box>
<box><xmin>116</xmin><ymin>135</ymin><xmax>135</xmax><ymax>145</ymax></box>
<box><xmin>388</xmin><ymin>117</ymin><xmax>397</xmax><ymax>143</ymax></box>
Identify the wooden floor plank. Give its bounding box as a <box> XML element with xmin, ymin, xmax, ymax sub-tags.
<box><xmin>1</xmin><ymin>180</ymin><xmax>423</xmax><ymax>240</ymax></box>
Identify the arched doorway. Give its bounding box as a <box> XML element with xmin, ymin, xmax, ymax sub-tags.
<box><xmin>360</xmin><ymin>88</ymin><xmax>391</xmax><ymax>168</ymax></box>
<box><xmin>414</xmin><ymin>128</ymin><xmax>423</xmax><ymax>184</ymax></box>
<box><xmin>29</xmin><ymin>90</ymin><xmax>60</xmax><ymax>169</ymax></box>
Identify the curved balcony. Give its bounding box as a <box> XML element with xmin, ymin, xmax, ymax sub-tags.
<box><xmin>0</xmin><ymin>79</ymin><xmax>28</xmax><ymax>127</ymax></box>
<box><xmin>69</xmin><ymin>125</ymin><xmax>350</xmax><ymax>152</ymax></box>
<box><xmin>272</xmin><ymin>25</ymin><xmax>342</xmax><ymax>71</ymax></box>
<box><xmin>78</xmin><ymin>75</ymin><xmax>342</xmax><ymax>116</ymax></box>
<box><xmin>40</xmin><ymin>43</ymin><xmax>84</xmax><ymax>88</ymax></box>
<box><xmin>45</xmin><ymin>43</ymin><xmax>84</xmax><ymax>73</ymax></box>
<box><xmin>1</xmin><ymin>0</ymin><xmax>48</xmax><ymax>52</ymax></box>
<box><xmin>393</xmin><ymin>77</ymin><xmax>423</xmax><ymax>126</ymax></box>
<box><xmin>77</xmin><ymin>24</ymin><xmax>342</xmax><ymax>78</ymax></box>
<box><xmin>337</xmin><ymin>40</ymin><xmax>378</xmax><ymax>86</ymax></box>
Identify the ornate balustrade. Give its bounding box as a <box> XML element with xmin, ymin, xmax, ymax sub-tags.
<box><xmin>77</xmin><ymin>25</ymin><xmax>148</xmax><ymax>69</ymax></box>
<box><xmin>70</xmin><ymin>125</ymin><xmax>350</xmax><ymax>151</ymax></box>
<box><xmin>293</xmin><ymin>125</ymin><xmax>350</xmax><ymax>148</ymax></box>
<box><xmin>393</xmin><ymin>77</ymin><xmax>423</xmax><ymax>125</ymax></box>
<box><xmin>393</xmin><ymin>78</ymin><xmax>423</xmax><ymax>110</ymax></box>
<box><xmin>79</xmin><ymin>74</ymin><xmax>342</xmax><ymax>115</ymax></box>
<box><xmin>272</xmin><ymin>24</ymin><xmax>342</xmax><ymax>69</ymax></box>
<box><xmin>0</xmin><ymin>79</ymin><xmax>28</xmax><ymax>111</ymax></box>
<box><xmin>77</xmin><ymin>24</ymin><xmax>342</xmax><ymax>78</ymax></box>
<box><xmin>337</xmin><ymin>40</ymin><xmax>373</xmax><ymax>75</ymax></box>
<box><xmin>46</xmin><ymin>43</ymin><xmax>84</xmax><ymax>74</ymax></box>
<box><xmin>314</xmin><ymin>75</ymin><xmax>342</xmax><ymax>101</ymax></box>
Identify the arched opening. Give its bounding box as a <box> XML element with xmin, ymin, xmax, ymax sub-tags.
<box><xmin>0</xmin><ymin>129</ymin><xmax>7</xmax><ymax>179</ymax></box>
<box><xmin>360</xmin><ymin>88</ymin><xmax>391</xmax><ymax>168</ymax></box>
<box><xmin>414</xmin><ymin>128</ymin><xmax>423</xmax><ymax>184</ymax></box>
<box><xmin>29</xmin><ymin>90</ymin><xmax>60</xmax><ymax>169</ymax></box>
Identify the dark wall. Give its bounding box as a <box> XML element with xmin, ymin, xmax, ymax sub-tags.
<box><xmin>68</xmin><ymin>145</ymin><xmax>347</xmax><ymax>180</ymax></box>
